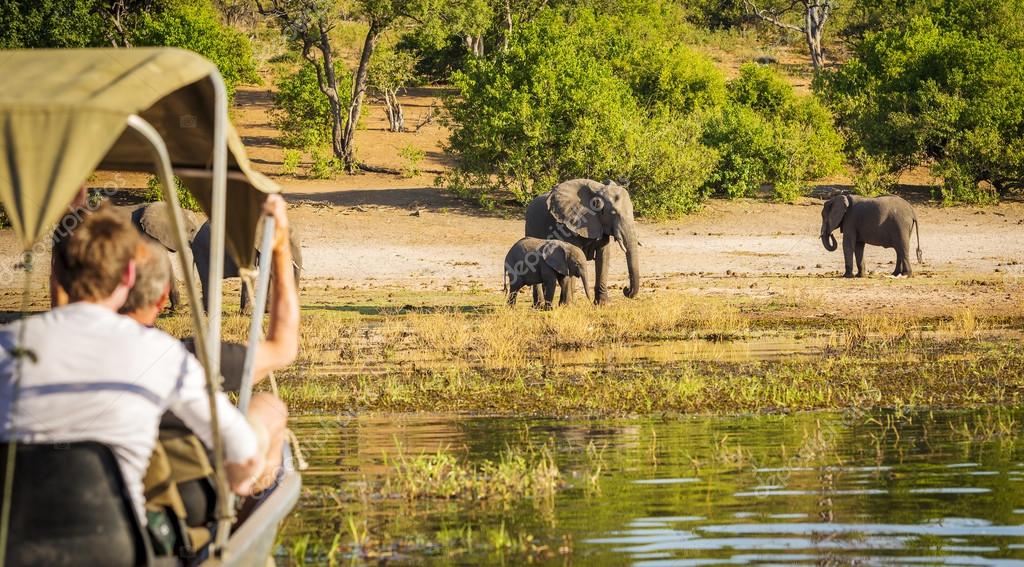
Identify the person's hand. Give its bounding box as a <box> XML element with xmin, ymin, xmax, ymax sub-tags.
<box><xmin>262</xmin><ymin>194</ymin><xmax>290</xmax><ymax>254</ymax></box>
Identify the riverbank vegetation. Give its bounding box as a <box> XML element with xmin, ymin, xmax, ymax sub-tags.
<box><xmin>153</xmin><ymin>283</ymin><xmax>1024</xmax><ymax>417</ymax></box>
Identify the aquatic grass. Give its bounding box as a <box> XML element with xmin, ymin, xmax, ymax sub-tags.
<box><xmin>382</xmin><ymin>442</ymin><xmax>562</xmax><ymax>503</ymax></box>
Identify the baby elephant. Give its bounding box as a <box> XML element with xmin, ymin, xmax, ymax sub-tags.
<box><xmin>504</xmin><ymin>238</ymin><xmax>591</xmax><ymax>308</ymax></box>
<box><xmin>821</xmin><ymin>194</ymin><xmax>922</xmax><ymax>278</ymax></box>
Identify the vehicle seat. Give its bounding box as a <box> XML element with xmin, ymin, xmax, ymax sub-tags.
<box><xmin>0</xmin><ymin>442</ymin><xmax>154</xmax><ymax>567</ymax></box>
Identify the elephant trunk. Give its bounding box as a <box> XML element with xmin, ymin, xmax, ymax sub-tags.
<box><xmin>619</xmin><ymin>222</ymin><xmax>641</xmax><ymax>298</ymax></box>
<box><xmin>580</xmin><ymin>268</ymin><xmax>592</xmax><ymax>302</ymax></box>
<box><xmin>821</xmin><ymin>221</ymin><xmax>838</xmax><ymax>252</ymax></box>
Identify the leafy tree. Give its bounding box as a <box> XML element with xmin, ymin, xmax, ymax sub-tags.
<box><xmin>742</xmin><ymin>0</ymin><xmax>835</xmax><ymax>73</ymax></box>
<box><xmin>0</xmin><ymin>0</ymin><xmax>108</xmax><ymax>48</ymax></box>
<box><xmin>273</xmin><ymin>60</ymin><xmax>353</xmax><ymax>149</ymax></box>
<box><xmin>130</xmin><ymin>0</ymin><xmax>259</xmax><ymax>96</ymax></box>
<box><xmin>821</xmin><ymin>15</ymin><xmax>1024</xmax><ymax>202</ymax></box>
<box><xmin>257</xmin><ymin>0</ymin><xmax>425</xmax><ymax>170</ymax></box>
<box><xmin>0</xmin><ymin>0</ymin><xmax>258</xmax><ymax>97</ymax></box>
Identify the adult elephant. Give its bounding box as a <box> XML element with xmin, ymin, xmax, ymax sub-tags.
<box><xmin>525</xmin><ymin>179</ymin><xmax>640</xmax><ymax>304</ymax></box>
<box><xmin>191</xmin><ymin>220</ymin><xmax>303</xmax><ymax>313</ymax></box>
<box><xmin>125</xmin><ymin>202</ymin><xmax>202</xmax><ymax>311</ymax></box>
<box><xmin>820</xmin><ymin>194</ymin><xmax>922</xmax><ymax>278</ymax></box>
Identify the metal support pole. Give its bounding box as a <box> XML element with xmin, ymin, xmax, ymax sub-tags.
<box><xmin>238</xmin><ymin>218</ymin><xmax>275</xmax><ymax>415</ymax></box>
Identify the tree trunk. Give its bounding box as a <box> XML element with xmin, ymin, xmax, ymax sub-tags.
<box><xmin>341</xmin><ymin>22</ymin><xmax>381</xmax><ymax>171</ymax></box>
<box><xmin>464</xmin><ymin>34</ymin><xmax>485</xmax><ymax>57</ymax></box>
<box><xmin>307</xmin><ymin>26</ymin><xmax>345</xmax><ymax>162</ymax></box>
<box><xmin>804</xmin><ymin>2</ymin><xmax>828</xmax><ymax>73</ymax></box>
<box><xmin>383</xmin><ymin>90</ymin><xmax>405</xmax><ymax>132</ymax></box>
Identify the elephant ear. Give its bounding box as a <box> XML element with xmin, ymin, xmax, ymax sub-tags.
<box><xmin>540</xmin><ymin>241</ymin><xmax>569</xmax><ymax>276</ymax></box>
<box><xmin>827</xmin><ymin>195</ymin><xmax>851</xmax><ymax>232</ymax></box>
<box><xmin>139</xmin><ymin>202</ymin><xmax>181</xmax><ymax>252</ymax></box>
<box><xmin>547</xmin><ymin>179</ymin><xmax>606</xmax><ymax>240</ymax></box>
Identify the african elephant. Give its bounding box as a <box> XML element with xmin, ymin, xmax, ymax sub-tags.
<box><xmin>191</xmin><ymin>220</ymin><xmax>303</xmax><ymax>313</ymax></box>
<box><xmin>504</xmin><ymin>238</ymin><xmax>591</xmax><ymax>309</ymax></box>
<box><xmin>525</xmin><ymin>179</ymin><xmax>640</xmax><ymax>304</ymax></box>
<box><xmin>820</xmin><ymin>194</ymin><xmax>922</xmax><ymax>278</ymax></box>
<box><xmin>124</xmin><ymin>202</ymin><xmax>202</xmax><ymax>311</ymax></box>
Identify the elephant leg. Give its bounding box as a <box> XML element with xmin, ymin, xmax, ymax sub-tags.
<box><xmin>541</xmin><ymin>268</ymin><xmax>557</xmax><ymax>310</ymax></box>
<box><xmin>900</xmin><ymin>238</ymin><xmax>913</xmax><ymax>277</ymax></box>
<box><xmin>895</xmin><ymin>246</ymin><xmax>910</xmax><ymax>277</ymax></box>
<box><xmin>168</xmin><ymin>281</ymin><xmax>181</xmax><ymax>312</ymax></box>
<box><xmin>842</xmin><ymin>233</ymin><xmax>856</xmax><ymax>278</ymax></box>
<box><xmin>240</xmin><ymin>284</ymin><xmax>251</xmax><ymax>315</ymax></box>
<box><xmin>531</xmin><ymin>284</ymin><xmax>542</xmax><ymax>309</ymax></box>
<box><xmin>559</xmin><ymin>276</ymin><xmax>571</xmax><ymax>306</ymax></box>
<box><xmin>594</xmin><ymin>244</ymin><xmax>611</xmax><ymax>304</ymax></box>
<box><xmin>855</xmin><ymin>242</ymin><xmax>866</xmax><ymax>278</ymax></box>
<box><xmin>507</xmin><ymin>283</ymin><xmax>523</xmax><ymax>306</ymax></box>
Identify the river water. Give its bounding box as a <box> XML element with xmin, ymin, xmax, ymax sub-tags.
<box><xmin>278</xmin><ymin>410</ymin><xmax>1024</xmax><ymax>565</ymax></box>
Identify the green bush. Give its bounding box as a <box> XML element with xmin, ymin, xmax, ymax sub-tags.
<box><xmin>143</xmin><ymin>175</ymin><xmax>203</xmax><ymax>213</ymax></box>
<box><xmin>443</xmin><ymin>8</ymin><xmax>843</xmax><ymax>213</ymax></box>
<box><xmin>308</xmin><ymin>148</ymin><xmax>340</xmax><ymax>179</ymax></box>
<box><xmin>273</xmin><ymin>61</ymin><xmax>353</xmax><ymax>150</ymax></box>
<box><xmin>703</xmin><ymin>64</ymin><xmax>844</xmax><ymax>202</ymax></box>
<box><xmin>821</xmin><ymin>15</ymin><xmax>1024</xmax><ymax>203</ymax></box>
<box><xmin>281</xmin><ymin>149</ymin><xmax>302</xmax><ymax>176</ymax></box>
<box><xmin>129</xmin><ymin>0</ymin><xmax>259</xmax><ymax>98</ymax></box>
<box><xmin>399</xmin><ymin>145</ymin><xmax>426</xmax><ymax>178</ymax></box>
<box><xmin>444</xmin><ymin>9</ymin><xmax>719</xmax><ymax>214</ymax></box>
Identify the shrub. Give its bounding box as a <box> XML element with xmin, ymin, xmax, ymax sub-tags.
<box><xmin>281</xmin><ymin>149</ymin><xmax>302</xmax><ymax>176</ymax></box>
<box><xmin>821</xmin><ymin>15</ymin><xmax>1024</xmax><ymax>203</ymax></box>
<box><xmin>308</xmin><ymin>147</ymin><xmax>340</xmax><ymax>179</ymax></box>
<box><xmin>273</xmin><ymin>61</ymin><xmax>353</xmax><ymax>150</ymax></box>
<box><xmin>703</xmin><ymin>64</ymin><xmax>844</xmax><ymax>202</ymax></box>
<box><xmin>399</xmin><ymin>145</ymin><xmax>425</xmax><ymax>178</ymax></box>
<box><xmin>851</xmin><ymin>149</ymin><xmax>899</xmax><ymax>196</ymax></box>
<box><xmin>143</xmin><ymin>175</ymin><xmax>203</xmax><ymax>213</ymax></box>
<box><xmin>130</xmin><ymin>0</ymin><xmax>259</xmax><ymax>99</ymax></box>
<box><xmin>444</xmin><ymin>9</ymin><xmax>720</xmax><ymax>214</ymax></box>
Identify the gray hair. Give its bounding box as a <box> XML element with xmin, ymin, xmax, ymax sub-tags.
<box><xmin>121</xmin><ymin>240</ymin><xmax>172</xmax><ymax>314</ymax></box>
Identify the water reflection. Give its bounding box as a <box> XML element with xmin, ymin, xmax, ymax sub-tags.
<box><xmin>279</xmin><ymin>410</ymin><xmax>1024</xmax><ymax>565</ymax></box>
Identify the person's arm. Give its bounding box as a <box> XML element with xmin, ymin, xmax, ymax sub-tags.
<box><xmin>169</xmin><ymin>349</ymin><xmax>263</xmax><ymax>494</ymax></box>
<box><xmin>252</xmin><ymin>194</ymin><xmax>299</xmax><ymax>383</ymax></box>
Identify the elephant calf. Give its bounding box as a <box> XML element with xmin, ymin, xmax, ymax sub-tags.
<box><xmin>504</xmin><ymin>238</ymin><xmax>591</xmax><ymax>309</ymax></box>
<box><xmin>821</xmin><ymin>194</ymin><xmax>923</xmax><ymax>278</ymax></box>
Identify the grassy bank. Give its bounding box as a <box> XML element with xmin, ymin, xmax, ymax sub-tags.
<box><xmin>154</xmin><ymin>287</ymin><xmax>1024</xmax><ymax>417</ymax></box>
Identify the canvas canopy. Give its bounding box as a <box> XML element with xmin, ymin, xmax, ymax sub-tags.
<box><xmin>0</xmin><ymin>47</ymin><xmax>278</xmax><ymax>268</ymax></box>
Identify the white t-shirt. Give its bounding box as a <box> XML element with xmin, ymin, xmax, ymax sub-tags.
<box><xmin>0</xmin><ymin>302</ymin><xmax>258</xmax><ymax>522</ymax></box>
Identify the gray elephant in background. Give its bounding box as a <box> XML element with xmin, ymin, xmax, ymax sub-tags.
<box><xmin>821</xmin><ymin>194</ymin><xmax>922</xmax><ymax>278</ymax></box>
<box><xmin>525</xmin><ymin>179</ymin><xmax>640</xmax><ymax>304</ymax></box>
<box><xmin>124</xmin><ymin>202</ymin><xmax>202</xmax><ymax>311</ymax></box>
<box><xmin>191</xmin><ymin>220</ymin><xmax>303</xmax><ymax>313</ymax></box>
<box><xmin>504</xmin><ymin>237</ymin><xmax>591</xmax><ymax>309</ymax></box>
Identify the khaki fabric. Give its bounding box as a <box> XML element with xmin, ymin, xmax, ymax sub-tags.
<box><xmin>0</xmin><ymin>47</ymin><xmax>279</xmax><ymax>268</ymax></box>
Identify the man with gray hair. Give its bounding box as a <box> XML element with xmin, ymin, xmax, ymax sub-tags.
<box><xmin>122</xmin><ymin>195</ymin><xmax>299</xmax><ymax>500</ymax></box>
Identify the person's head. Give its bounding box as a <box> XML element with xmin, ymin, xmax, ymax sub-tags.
<box><xmin>52</xmin><ymin>204</ymin><xmax>140</xmax><ymax>309</ymax></box>
<box><xmin>121</xmin><ymin>240</ymin><xmax>173</xmax><ymax>325</ymax></box>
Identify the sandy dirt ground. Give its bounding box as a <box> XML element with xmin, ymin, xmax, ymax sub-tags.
<box><xmin>1</xmin><ymin>84</ymin><xmax>1022</xmax><ymax>319</ymax></box>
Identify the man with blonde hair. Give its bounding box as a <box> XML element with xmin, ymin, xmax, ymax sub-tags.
<box><xmin>0</xmin><ymin>204</ymin><xmax>262</xmax><ymax>523</ymax></box>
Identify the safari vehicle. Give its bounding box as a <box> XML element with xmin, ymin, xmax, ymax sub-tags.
<box><xmin>0</xmin><ymin>48</ymin><xmax>300</xmax><ymax>566</ymax></box>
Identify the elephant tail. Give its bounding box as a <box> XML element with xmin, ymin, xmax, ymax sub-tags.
<box><xmin>502</xmin><ymin>265</ymin><xmax>508</xmax><ymax>294</ymax></box>
<box><xmin>913</xmin><ymin>218</ymin><xmax>923</xmax><ymax>264</ymax></box>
